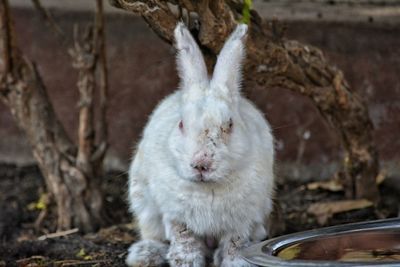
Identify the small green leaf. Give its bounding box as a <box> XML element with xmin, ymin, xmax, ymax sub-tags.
<box><xmin>240</xmin><ymin>0</ymin><xmax>252</xmax><ymax>25</ymax></box>
<box><xmin>76</xmin><ymin>248</ymin><xmax>86</xmax><ymax>258</ymax></box>
<box><xmin>27</xmin><ymin>193</ymin><xmax>48</xmax><ymax>211</ymax></box>
<box><xmin>83</xmin><ymin>255</ymin><xmax>93</xmax><ymax>260</ymax></box>
<box><xmin>77</xmin><ymin>248</ymin><xmax>93</xmax><ymax>260</ymax></box>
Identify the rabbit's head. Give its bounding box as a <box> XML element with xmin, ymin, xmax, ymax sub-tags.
<box><xmin>170</xmin><ymin>23</ymin><xmax>252</xmax><ymax>184</ymax></box>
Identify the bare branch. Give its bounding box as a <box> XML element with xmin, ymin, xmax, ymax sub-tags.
<box><xmin>93</xmin><ymin>0</ymin><xmax>108</xmax><ymax>167</ymax></box>
<box><xmin>0</xmin><ymin>0</ymin><xmax>12</xmax><ymax>86</ymax></box>
<box><xmin>178</xmin><ymin>0</ymin><xmax>195</xmax><ymax>12</ymax></box>
<box><xmin>31</xmin><ymin>0</ymin><xmax>67</xmax><ymax>43</ymax></box>
<box><xmin>110</xmin><ymin>0</ymin><xmax>176</xmax><ymax>44</ymax></box>
<box><xmin>69</xmin><ymin>24</ymin><xmax>97</xmax><ymax>178</ymax></box>
<box><xmin>37</xmin><ymin>228</ymin><xmax>79</xmax><ymax>241</ymax></box>
<box><xmin>196</xmin><ymin>0</ymin><xmax>235</xmax><ymax>52</ymax></box>
<box><xmin>247</xmin><ymin>35</ymin><xmax>379</xmax><ymax>201</ymax></box>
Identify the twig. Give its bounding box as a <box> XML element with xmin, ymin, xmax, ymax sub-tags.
<box><xmin>109</xmin><ymin>0</ymin><xmax>176</xmax><ymax>44</ymax></box>
<box><xmin>56</xmin><ymin>260</ymin><xmax>110</xmax><ymax>266</ymax></box>
<box><xmin>16</xmin><ymin>256</ymin><xmax>47</xmax><ymax>264</ymax></box>
<box><xmin>31</xmin><ymin>0</ymin><xmax>67</xmax><ymax>43</ymax></box>
<box><xmin>38</xmin><ymin>228</ymin><xmax>79</xmax><ymax>240</ymax></box>
<box><xmin>0</xmin><ymin>0</ymin><xmax>12</xmax><ymax>84</ymax></box>
<box><xmin>34</xmin><ymin>209</ymin><xmax>48</xmax><ymax>230</ymax></box>
<box><xmin>94</xmin><ymin>0</ymin><xmax>108</xmax><ymax>168</ymax></box>
<box><xmin>70</xmin><ymin>24</ymin><xmax>97</xmax><ymax>177</ymax></box>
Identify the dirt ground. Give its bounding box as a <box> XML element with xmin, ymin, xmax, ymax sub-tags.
<box><xmin>0</xmin><ymin>163</ymin><xmax>398</xmax><ymax>266</ymax></box>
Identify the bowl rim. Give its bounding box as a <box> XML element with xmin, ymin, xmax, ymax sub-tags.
<box><xmin>241</xmin><ymin>217</ymin><xmax>400</xmax><ymax>267</ymax></box>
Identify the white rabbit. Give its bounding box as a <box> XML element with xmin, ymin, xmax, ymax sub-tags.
<box><xmin>126</xmin><ymin>22</ymin><xmax>275</xmax><ymax>267</ymax></box>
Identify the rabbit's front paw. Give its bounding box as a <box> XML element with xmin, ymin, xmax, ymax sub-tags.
<box><xmin>167</xmin><ymin>244</ymin><xmax>205</xmax><ymax>267</ymax></box>
<box><xmin>215</xmin><ymin>236</ymin><xmax>256</xmax><ymax>267</ymax></box>
<box><xmin>165</xmin><ymin>221</ymin><xmax>206</xmax><ymax>267</ymax></box>
<box><xmin>126</xmin><ymin>240</ymin><xmax>168</xmax><ymax>267</ymax></box>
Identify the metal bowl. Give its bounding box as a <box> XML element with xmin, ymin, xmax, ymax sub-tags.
<box><xmin>241</xmin><ymin>218</ymin><xmax>400</xmax><ymax>266</ymax></box>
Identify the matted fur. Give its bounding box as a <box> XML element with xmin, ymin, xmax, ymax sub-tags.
<box><xmin>126</xmin><ymin>23</ymin><xmax>275</xmax><ymax>267</ymax></box>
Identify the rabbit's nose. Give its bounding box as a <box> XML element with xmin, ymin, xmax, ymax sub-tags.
<box><xmin>191</xmin><ymin>160</ymin><xmax>212</xmax><ymax>173</ymax></box>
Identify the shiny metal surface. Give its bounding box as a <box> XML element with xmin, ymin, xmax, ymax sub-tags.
<box><xmin>241</xmin><ymin>218</ymin><xmax>400</xmax><ymax>267</ymax></box>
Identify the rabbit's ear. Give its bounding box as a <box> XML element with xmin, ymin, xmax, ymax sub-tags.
<box><xmin>211</xmin><ymin>24</ymin><xmax>248</xmax><ymax>95</ymax></box>
<box><xmin>174</xmin><ymin>22</ymin><xmax>208</xmax><ymax>90</ymax></box>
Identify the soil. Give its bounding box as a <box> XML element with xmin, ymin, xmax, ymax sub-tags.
<box><xmin>0</xmin><ymin>163</ymin><xmax>399</xmax><ymax>266</ymax></box>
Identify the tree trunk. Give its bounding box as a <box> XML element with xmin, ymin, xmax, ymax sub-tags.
<box><xmin>109</xmin><ymin>0</ymin><xmax>379</xmax><ymax>201</ymax></box>
<box><xmin>0</xmin><ymin>0</ymin><xmax>106</xmax><ymax>232</ymax></box>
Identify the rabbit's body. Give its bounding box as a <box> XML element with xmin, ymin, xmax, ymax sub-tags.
<box><xmin>129</xmin><ymin>91</ymin><xmax>273</xmax><ymax>238</ymax></box>
<box><xmin>126</xmin><ymin>23</ymin><xmax>274</xmax><ymax>267</ymax></box>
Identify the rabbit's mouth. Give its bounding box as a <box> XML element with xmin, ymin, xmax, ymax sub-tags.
<box><xmin>195</xmin><ymin>172</ymin><xmax>210</xmax><ymax>182</ymax></box>
<box><xmin>192</xmin><ymin>169</ymin><xmax>217</xmax><ymax>183</ymax></box>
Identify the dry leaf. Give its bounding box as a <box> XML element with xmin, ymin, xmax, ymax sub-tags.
<box><xmin>305</xmin><ymin>169</ymin><xmax>386</xmax><ymax>193</ymax></box>
<box><xmin>307</xmin><ymin>199</ymin><xmax>373</xmax><ymax>225</ymax></box>
<box><xmin>306</xmin><ymin>179</ymin><xmax>344</xmax><ymax>192</ymax></box>
<box><xmin>376</xmin><ymin>169</ymin><xmax>387</xmax><ymax>185</ymax></box>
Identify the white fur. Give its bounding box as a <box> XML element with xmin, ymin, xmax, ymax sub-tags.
<box><xmin>126</xmin><ymin>23</ymin><xmax>274</xmax><ymax>267</ymax></box>
<box><xmin>126</xmin><ymin>240</ymin><xmax>168</xmax><ymax>266</ymax></box>
<box><xmin>166</xmin><ymin>221</ymin><xmax>206</xmax><ymax>267</ymax></box>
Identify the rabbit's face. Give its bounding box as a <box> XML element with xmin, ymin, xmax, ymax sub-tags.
<box><xmin>171</xmin><ymin>92</ymin><xmax>250</xmax><ymax>183</ymax></box>
<box><xmin>171</xmin><ymin>23</ymin><xmax>249</xmax><ymax>183</ymax></box>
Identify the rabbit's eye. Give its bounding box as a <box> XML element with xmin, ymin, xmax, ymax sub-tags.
<box><xmin>179</xmin><ymin>120</ymin><xmax>184</xmax><ymax>131</ymax></box>
<box><xmin>228</xmin><ymin>118</ymin><xmax>233</xmax><ymax>129</ymax></box>
<box><xmin>221</xmin><ymin>118</ymin><xmax>233</xmax><ymax>134</ymax></box>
